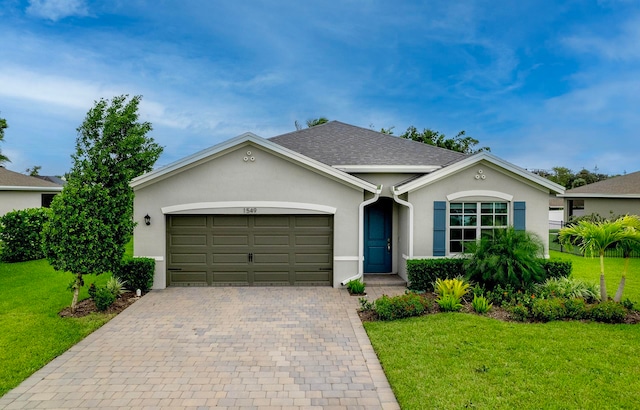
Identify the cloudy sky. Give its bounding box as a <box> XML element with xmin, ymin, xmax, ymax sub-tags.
<box><xmin>1</xmin><ymin>0</ymin><xmax>639</xmax><ymax>176</ymax></box>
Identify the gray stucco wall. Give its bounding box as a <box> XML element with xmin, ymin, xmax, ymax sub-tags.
<box><xmin>408</xmin><ymin>160</ymin><xmax>552</xmax><ymax>258</ymax></box>
<box><xmin>0</xmin><ymin>191</ymin><xmax>46</xmax><ymax>216</ymax></box>
<box><xmin>133</xmin><ymin>142</ymin><xmax>366</xmax><ymax>288</ymax></box>
<box><xmin>583</xmin><ymin>198</ymin><xmax>640</xmax><ymax>219</ymax></box>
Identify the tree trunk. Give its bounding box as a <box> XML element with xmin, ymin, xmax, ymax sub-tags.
<box><xmin>613</xmin><ymin>257</ymin><xmax>630</xmax><ymax>303</ymax></box>
<box><xmin>70</xmin><ymin>274</ymin><xmax>81</xmax><ymax>313</ymax></box>
<box><xmin>599</xmin><ymin>253</ymin><xmax>607</xmax><ymax>301</ymax></box>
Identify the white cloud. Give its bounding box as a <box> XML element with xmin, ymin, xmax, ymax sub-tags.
<box><xmin>26</xmin><ymin>0</ymin><xmax>88</xmax><ymax>21</ymax></box>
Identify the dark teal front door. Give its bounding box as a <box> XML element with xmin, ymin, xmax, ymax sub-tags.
<box><xmin>364</xmin><ymin>198</ymin><xmax>392</xmax><ymax>273</ymax></box>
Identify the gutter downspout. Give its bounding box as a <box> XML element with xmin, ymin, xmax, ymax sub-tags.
<box><xmin>392</xmin><ymin>187</ymin><xmax>413</xmax><ymax>259</ymax></box>
<box><xmin>341</xmin><ymin>185</ymin><xmax>382</xmax><ymax>286</ymax></box>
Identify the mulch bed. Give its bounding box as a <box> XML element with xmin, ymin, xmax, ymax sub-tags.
<box><xmin>59</xmin><ymin>291</ymin><xmax>142</xmax><ymax>318</ymax></box>
<box><xmin>358</xmin><ymin>292</ymin><xmax>640</xmax><ymax>324</ymax></box>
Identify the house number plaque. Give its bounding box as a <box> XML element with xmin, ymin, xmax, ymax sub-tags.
<box><xmin>243</xmin><ymin>207</ymin><xmax>258</xmax><ymax>214</ymax></box>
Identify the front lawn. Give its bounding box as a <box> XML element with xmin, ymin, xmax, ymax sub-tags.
<box><xmin>365</xmin><ymin>314</ymin><xmax>640</xmax><ymax>409</ymax></box>
<box><xmin>0</xmin><ymin>260</ymin><xmax>113</xmax><ymax>397</ymax></box>
<box><xmin>365</xmin><ymin>252</ymin><xmax>640</xmax><ymax>408</ymax></box>
<box><xmin>550</xmin><ymin>250</ymin><xmax>640</xmax><ymax>304</ymax></box>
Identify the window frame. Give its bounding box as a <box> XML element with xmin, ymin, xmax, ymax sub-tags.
<box><xmin>448</xmin><ymin>201</ymin><xmax>509</xmax><ymax>253</ymax></box>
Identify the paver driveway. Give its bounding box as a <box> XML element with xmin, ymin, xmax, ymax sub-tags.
<box><xmin>0</xmin><ymin>287</ymin><xmax>400</xmax><ymax>409</ymax></box>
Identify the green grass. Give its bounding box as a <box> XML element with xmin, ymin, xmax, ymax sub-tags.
<box><xmin>365</xmin><ymin>251</ymin><xmax>640</xmax><ymax>409</ymax></box>
<box><xmin>550</xmin><ymin>250</ymin><xmax>640</xmax><ymax>303</ymax></box>
<box><xmin>365</xmin><ymin>314</ymin><xmax>640</xmax><ymax>409</ymax></box>
<box><xmin>0</xmin><ymin>260</ymin><xmax>114</xmax><ymax>396</ymax></box>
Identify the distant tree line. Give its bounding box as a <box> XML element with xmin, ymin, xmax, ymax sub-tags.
<box><xmin>531</xmin><ymin>166</ymin><xmax>615</xmax><ymax>189</ymax></box>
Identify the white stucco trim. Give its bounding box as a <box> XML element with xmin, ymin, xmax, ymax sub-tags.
<box><xmin>393</xmin><ymin>190</ymin><xmax>414</xmax><ymax>259</ymax></box>
<box><xmin>558</xmin><ymin>193</ymin><xmax>640</xmax><ymax>198</ymax></box>
<box><xmin>334</xmin><ymin>165</ymin><xmax>440</xmax><ymax>173</ymax></box>
<box><xmin>446</xmin><ymin>190</ymin><xmax>514</xmax><ymax>202</ymax></box>
<box><xmin>394</xmin><ymin>152</ymin><xmax>565</xmax><ymax>195</ymax></box>
<box><xmin>132</xmin><ymin>132</ymin><xmax>378</xmax><ymax>193</ymax></box>
<box><xmin>0</xmin><ymin>186</ymin><xmax>63</xmax><ymax>192</ymax></box>
<box><xmin>161</xmin><ymin>201</ymin><xmax>337</xmax><ymax>215</ymax></box>
<box><xmin>334</xmin><ymin>256</ymin><xmax>359</xmax><ymax>261</ymax></box>
<box><xmin>341</xmin><ymin>187</ymin><xmax>383</xmax><ymax>286</ymax></box>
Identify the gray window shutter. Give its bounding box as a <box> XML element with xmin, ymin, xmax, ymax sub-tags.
<box><xmin>514</xmin><ymin>201</ymin><xmax>526</xmax><ymax>231</ymax></box>
<box><xmin>433</xmin><ymin>201</ymin><xmax>446</xmax><ymax>256</ymax></box>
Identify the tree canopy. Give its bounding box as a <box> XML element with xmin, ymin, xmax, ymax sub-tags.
<box><xmin>531</xmin><ymin>166</ymin><xmax>612</xmax><ymax>189</ymax></box>
<box><xmin>398</xmin><ymin>126</ymin><xmax>490</xmax><ymax>154</ymax></box>
<box><xmin>0</xmin><ymin>116</ymin><xmax>9</xmax><ymax>165</ymax></box>
<box><xmin>43</xmin><ymin>95</ymin><xmax>163</xmax><ymax>311</ymax></box>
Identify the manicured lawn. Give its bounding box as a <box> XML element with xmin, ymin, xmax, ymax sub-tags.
<box><xmin>365</xmin><ymin>252</ymin><xmax>640</xmax><ymax>409</ymax></box>
<box><xmin>0</xmin><ymin>260</ymin><xmax>114</xmax><ymax>396</ymax></box>
<box><xmin>365</xmin><ymin>314</ymin><xmax>640</xmax><ymax>409</ymax></box>
<box><xmin>550</xmin><ymin>250</ymin><xmax>640</xmax><ymax>303</ymax></box>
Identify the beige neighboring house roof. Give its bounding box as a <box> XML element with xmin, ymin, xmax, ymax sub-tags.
<box><xmin>559</xmin><ymin>170</ymin><xmax>640</xmax><ymax>198</ymax></box>
<box><xmin>0</xmin><ymin>167</ymin><xmax>63</xmax><ymax>191</ymax></box>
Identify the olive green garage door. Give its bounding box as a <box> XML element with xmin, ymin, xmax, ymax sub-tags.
<box><xmin>167</xmin><ymin>215</ymin><xmax>333</xmax><ymax>286</ymax></box>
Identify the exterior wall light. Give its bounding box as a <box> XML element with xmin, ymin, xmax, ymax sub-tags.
<box><xmin>144</xmin><ymin>214</ymin><xmax>151</xmax><ymax>226</ymax></box>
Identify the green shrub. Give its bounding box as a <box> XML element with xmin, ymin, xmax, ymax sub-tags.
<box><xmin>434</xmin><ymin>277</ymin><xmax>470</xmax><ymax>299</ymax></box>
<box><xmin>564</xmin><ymin>298</ymin><xmax>588</xmax><ymax>320</ymax></box>
<box><xmin>508</xmin><ymin>304</ymin><xmax>530</xmax><ymax>322</ymax></box>
<box><xmin>113</xmin><ymin>257</ymin><xmax>155</xmax><ymax>292</ymax></box>
<box><xmin>106</xmin><ymin>276</ymin><xmax>127</xmax><ymax>297</ymax></box>
<box><xmin>437</xmin><ymin>294</ymin><xmax>463</xmax><ymax>312</ymax></box>
<box><xmin>0</xmin><ymin>208</ymin><xmax>50</xmax><ymax>262</ymax></box>
<box><xmin>471</xmin><ymin>295</ymin><xmax>492</xmax><ymax>314</ymax></box>
<box><xmin>541</xmin><ymin>259</ymin><xmax>572</xmax><ymax>279</ymax></box>
<box><xmin>535</xmin><ymin>277</ymin><xmax>600</xmax><ymax>303</ymax></box>
<box><xmin>588</xmin><ymin>301</ymin><xmax>626</xmax><ymax>323</ymax></box>
<box><xmin>358</xmin><ymin>297</ymin><xmax>374</xmax><ymax>312</ymax></box>
<box><xmin>374</xmin><ymin>292</ymin><xmax>431</xmax><ymax>321</ymax></box>
<box><xmin>486</xmin><ymin>284</ymin><xmax>536</xmax><ymax>309</ymax></box>
<box><xmin>347</xmin><ymin>279</ymin><xmax>365</xmax><ymax>295</ymax></box>
<box><xmin>621</xmin><ymin>298</ymin><xmax>637</xmax><ymax>311</ymax></box>
<box><xmin>531</xmin><ymin>298</ymin><xmax>567</xmax><ymax>322</ymax></box>
<box><xmin>407</xmin><ymin>258</ymin><xmax>464</xmax><ymax>291</ymax></box>
<box><xmin>93</xmin><ymin>287</ymin><xmax>116</xmax><ymax>311</ymax></box>
<box><xmin>88</xmin><ymin>283</ymin><xmax>97</xmax><ymax>300</ymax></box>
<box><xmin>465</xmin><ymin>227</ymin><xmax>545</xmax><ymax>291</ymax></box>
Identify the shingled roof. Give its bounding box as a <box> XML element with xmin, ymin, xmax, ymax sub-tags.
<box><xmin>0</xmin><ymin>167</ymin><xmax>62</xmax><ymax>189</ymax></box>
<box><xmin>269</xmin><ymin>121</ymin><xmax>468</xmax><ymax>168</ymax></box>
<box><xmin>562</xmin><ymin>170</ymin><xmax>640</xmax><ymax>197</ymax></box>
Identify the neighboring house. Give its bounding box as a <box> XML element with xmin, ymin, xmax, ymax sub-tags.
<box><xmin>549</xmin><ymin>195</ymin><xmax>564</xmax><ymax>229</ymax></box>
<box><xmin>132</xmin><ymin>121</ymin><xmax>564</xmax><ymax>289</ymax></box>
<box><xmin>0</xmin><ymin>167</ymin><xmax>63</xmax><ymax>216</ymax></box>
<box><xmin>559</xmin><ymin>170</ymin><xmax>640</xmax><ymax>221</ymax></box>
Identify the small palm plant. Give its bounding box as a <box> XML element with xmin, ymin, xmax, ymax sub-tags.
<box><xmin>559</xmin><ymin>216</ymin><xmax>640</xmax><ymax>301</ymax></box>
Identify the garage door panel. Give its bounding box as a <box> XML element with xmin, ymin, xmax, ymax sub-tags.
<box><xmin>170</xmin><ymin>234</ymin><xmax>207</xmax><ymax>246</ymax></box>
<box><xmin>169</xmin><ymin>271</ymin><xmax>208</xmax><ymax>285</ymax></box>
<box><xmin>295</xmin><ymin>235</ymin><xmax>331</xmax><ymax>246</ymax></box>
<box><xmin>212</xmin><ymin>235</ymin><xmax>249</xmax><ymax>245</ymax></box>
<box><xmin>170</xmin><ymin>253</ymin><xmax>207</xmax><ymax>265</ymax></box>
<box><xmin>213</xmin><ymin>216</ymin><xmax>249</xmax><ymax>227</ymax></box>
<box><xmin>168</xmin><ymin>215</ymin><xmax>332</xmax><ymax>286</ymax></box>
<box><xmin>253</xmin><ymin>234</ymin><xmax>290</xmax><ymax>246</ymax></box>
<box><xmin>212</xmin><ymin>253</ymin><xmax>249</xmax><ymax>264</ymax></box>
<box><xmin>170</xmin><ymin>216</ymin><xmax>208</xmax><ymax>227</ymax></box>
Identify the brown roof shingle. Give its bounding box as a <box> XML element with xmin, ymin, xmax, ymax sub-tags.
<box><xmin>564</xmin><ymin>170</ymin><xmax>640</xmax><ymax>195</ymax></box>
<box><xmin>0</xmin><ymin>167</ymin><xmax>63</xmax><ymax>188</ymax></box>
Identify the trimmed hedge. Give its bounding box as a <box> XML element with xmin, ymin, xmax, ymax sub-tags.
<box><xmin>113</xmin><ymin>257</ymin><xmax>155</xmax><ymax>292</ymax></box>
<box><xmin>407</xmin><ymin>258</ymin><xmax>572</xmax><ymax>291</ymax></box>
<box><xmin>0</xmin><ymin>208</ymin><xmax>50</xmax><ymax>262</ymax></box>
<box><xmin>407</xmin><ymin>259</ymin><xmax>464</xmax><ymax>291</ymax></box>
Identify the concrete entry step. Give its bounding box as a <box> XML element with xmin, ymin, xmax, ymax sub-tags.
<box><xmin>363</xmin><ymin>273</ymin><xmax>406</xmax><ymax>287</ymax></box>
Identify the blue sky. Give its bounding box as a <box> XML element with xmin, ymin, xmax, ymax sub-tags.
<box><xmin>1</xmin><ymin>0</ymin><xmax>639</xmax><ymax>177</ymax></box>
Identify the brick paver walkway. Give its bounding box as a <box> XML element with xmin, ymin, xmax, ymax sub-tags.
<box><xmin>0</xmin><ymin>287</ymin><xmax>402</xmax><ymax>409</ymax></box>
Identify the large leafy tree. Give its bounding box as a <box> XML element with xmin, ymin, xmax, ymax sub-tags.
<box><xmin>43</xmin><ymin>95</ymin><xmax>163</xmax><ymax>311</ymax></box>
<box><xmin>558</xmin><ymin>216</ymin><xmax>640</xmax><ymax>301</ymax></box>
<box><xmin>0</xmin><ymin>116</ymin><xmax>9</xmax><ymax>165</ymax></box>
<box><xmin>399</xmin><ymin>126</ymin><xmax>490</xmax><ymax>154</ymax></box>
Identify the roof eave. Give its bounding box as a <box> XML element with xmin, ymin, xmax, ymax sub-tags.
<box><xmin>0</xmin><ymin>186</ymin><xmax>63</xmax><ymax>192</ymax></box>
<box><xmin>131</xmin><ymin>132</ymin><xmax>378</xmax><ymax>193</ymax></box>
<box><xmin>558</xmin><ymin>193</ymin><xmax>640</xmax><ymax>198</ymax></box>
<box><xmin>393</xmin><ymin>152</ymin><xmax>565</xmax><ymax>195</ymax></box>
